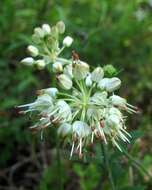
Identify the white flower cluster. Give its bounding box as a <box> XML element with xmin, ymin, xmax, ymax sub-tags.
<box><xmin>20</xmin><ymin>21</ymin><xmax>73</xmax><ymax>70</ymax></box>
<box><xmin>19</xmin><ymin>21</ymin><xmax>138</xmax><ymax>158</ymax></box>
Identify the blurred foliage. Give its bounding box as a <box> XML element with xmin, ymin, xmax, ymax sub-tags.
<box><xmin>0</xmin><ymin>0</ymin><xmax>152</xmax><ymax>189</ymax></box>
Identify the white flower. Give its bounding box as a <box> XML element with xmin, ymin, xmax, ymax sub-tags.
<box><xmin>35</xmin><ymin>59</ymin><xmax>46</xmax><ymax>69</ymax></box>
<box><xmin>63</xmin><ymin>64</ymin><xmax>73</xmax><ymax>78</ymax></box>
<box><xmin>73</xmin><ymin>61</ymin><xmax>89</xmax><ymax>80</ymax></box>
<box><xmin>86</xmin><ymin>108</ymin><xmax>102</xmax><ymax>121</ymax></box>
<box><xmin>37</xmin><ymin>87</ymin><xmax>58</xmax><ymax>98</ymax></box>
<box><xmin>92</xmin><ymin>122</ymin><xmax>107</xmax><ymax>144</ymax></box>
<box><xmin>56</xmin><ymin>21</ymin><xmax>65</xmax><ymax>34</ymax></box>
<box><xmin>72</xmin><ymin>121</ymin><xmax>91</xmax><ymax>138</ymax></box>
<box><xmin>90</xmin><ymin>91</ymin><xmax>108</xmax><ymax>107</ymax></box>
<box><xmin>27</xmin><ymin>45</ymin><xmax>39</xmax><ymax>57</ymax></box>
<box><xmin>63</xmin><ymin>36</ymin><xmax>73</xmax><ymax>47</ymax></box>
<box><xmin>98</xmin><ymin>77</ymin><xmax>121</xmax><ymax>92</ymax></box>
<box><xmin>29</xmin><ymin>117</ymin><xmax>51</xmax><ymax>136</ymax></box>
<box><xmin>71</xmin><ymin>121</ymin><xmax>91</xmax><ymax>158</ymax></box>
<box><xmin>34</xmin><ymin>27</ymin><xmax>45</xmax><ymax>38</ymax></box>
<box><xmin>97</xmin><ymin>78</ymin><xmax>109</xmax><ymax>90</ymax></box>
<box><xmin>33</xmin><ymin>94</ymin><xmax>53</xmax><ymax>108</ymax></box>
<box><xmin>109</xmin><ymin>95</ymin><xmax>138</xmax><ymax>113</ymax></box>
<box><xmin>91</xmin><ymin>67</ymin><xmax>104</xmax><ymax>82</ymax></box>
<box><xmin>110</xmin><ymin>95</ymin><xmax>126</xmax><ymax>107</ymax></box>
<box><xmin>21</xmin><ymin>57</ymin><xmax>34</xmax><ymax>66</ymax></box>
<box><xmin>18</xmin><ymin>94</ymin><xmax>53</xmax><ymax>113</ymax></box>
<box><xmin>55</xmin><ymin>100</ymin><xmax>72</xmax><ymax>122</ymax></box>
<box><xmin>85</xmin><ymin>74</ymin><xmax>92</xmax><ymax>87</ymax></box>
<box><xmin>42</xmin><ymin>24</ymin><xmax>51</xmax><ymax>35</ymax></box>
<box><xmin>105</xmin><ymin>114</ymin><xmax>120</xmax><ymax>128</ymax></box>
<box><xmin>58</xmin><ymin>123</ymin><xmax>72</xmax><ymax>137</ymax></box>
<box><xmin>104</xmin><ymin>113</ymin><xmax>130</xmax><ymax>144</ymax></box>
<box><xmin>52</xmin><ymin>61</ymin><xmax>63</xmax><ymax>73</ymax></box>
<box><xmin>57</xmin><ymin>74</ymin><xmax>73</xmax><ymax>90</ymax></box>
<box><xmin>108</xmin><ymin>107</ymin><xmax>122</xmax><ymax>118</ymax></box>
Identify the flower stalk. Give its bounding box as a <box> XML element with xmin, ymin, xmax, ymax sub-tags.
<box><xmin>101</xmin><ymin>143</ymin><xmax>115</xmax><ymax>190</ymax></box>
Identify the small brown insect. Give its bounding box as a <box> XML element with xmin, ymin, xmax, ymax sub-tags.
<box><xmin>72</xmin><ymin>50</ymin><xmax>79</xmax><ymax>61</ymax></box>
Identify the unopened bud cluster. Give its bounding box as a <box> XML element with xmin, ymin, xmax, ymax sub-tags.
<box><xmin>18</xmin><ymin>21</ymin><xmax>138</xmax><ymax>158</ymax></box>
<box><xmin>20</xmin><ymin>21</ymin><xmax>73</xmax><ymax>70</ymax></box>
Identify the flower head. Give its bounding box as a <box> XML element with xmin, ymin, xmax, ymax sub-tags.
<box><xmin>18</xmin><ymin>21</ymin><xmax>138</xmax><ymax>158</ymax></box>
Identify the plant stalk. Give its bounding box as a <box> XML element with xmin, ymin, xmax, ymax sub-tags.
<box><xmin>57</xmin><ymin>141</ymin><xmax>64</xmax><ymax>190</ymax></box>
<box><xmin>101</xmin><ymin>143</ymin><xmax>115</xmax><ymax>190</ymax></box>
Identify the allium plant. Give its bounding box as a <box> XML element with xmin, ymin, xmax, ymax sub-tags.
<box><xmin>19</xmin><ymin>21</ymin><xmax>138</xmax><ymax>159</ymax></box>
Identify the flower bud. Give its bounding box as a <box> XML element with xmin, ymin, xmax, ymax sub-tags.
<box><xmin>35</xmin><ymin>59</ymin><xmax>46</xmax><ymax>69</ymax></box>
<box><xmin>36</xmin><ymin>94</ymin><xmax>53</xmax><ymax>106</ymax></box>
<box><xmin>32</xmin><ymin>34</ymin><xmax>41</xmax><ymax>44</ymax></box>
<box><xmin>73</xmin><ymin>61</ymin><xmax>89</xmax><ymax>80</ymax></box>
<box><xmin>91</xmin><ymin>91</ymin><xmax>108</xmax><ymax>106</ymax></box>
<box><xmin>106</xmin><ymin>114</ymin><xmax>120</xmax><ymax>127</ymax></box>
<box><xmin>56</xmin><ymin>21</ymin><xmax>65</xmax><ymax>34</ymax></box>
<box><xmin>103</xmin><ymin>64</ymin><xmax>117</xmax><ymax>77</ymax></box>
<box><xmin>109</xmin><ymin>107</ymin><xmax>122</xmax><ymax>118</ymax></box>
<box><xmin>63</xmin><ymin>36</ymin><xmax>73</xmax><ymax>47</ymax></box>
<box><xmin>97</xmin><ymin>78</ymin><xmax>110</xmax><ymax>90</ymax></box>
<box><xmin>51</xmin><ymin>26</ymin><xmax>59</xmax><ymax>36</ymax></box>
<box><xmin>21</xmin><ymin>57</ymin><xmax>34</xmax><ymax>66</ymax></box>
<box><xmin>109</xmin><ymin>95</ymin><xmax>126</xmax><ymax>107</ymax></box>
<box><xmin>64</xmin><ymin>64</ymin><xmax>73</xmax><ymax>78</ymax></box>
<box><xmin>85</xmin><ymin>74</ymin><xmax>92</xmax><ymax>87</ymax></box>
<box><xmin>107</xmin><ymin>77</ymin><xmax>121</xmax><ymax>92</ymax></box>
<box><xmin>27</xmin><ymin>45</ymin><xmax>39</xmax><ymax>57</ymax></box>
<box><xmin>18</xmin><ymin>93</ymin><xmax>53</xmax><ymax>113</ymax></box>
<box><xmin>72</xmin><ymin>121</ymin><xmax>91</xmax><ymax>138</ymax></box>
<box><xmin>52</xmin><ymin>62</ymin><xmax>63</xmax><ymax>73</ymax></box>
<box><xmin>37</xmin><ymin>87</ymin><xmax>58</xmax><ymax>98</ymax></box>
<box><xmin>57</xmin><ymin>74</ymin><xmax>72</xmax><ymax>90</ymax></box>
<box><xmin>56</xmin><ymin>100</ymin><xmax>72</xmax><ymax>122</ymax></box>
<box><xmin>34</xmin><ymin>27</ymin><xmax>45</xmax><ymax>38</ymax></box>
<box><xmin>58</xmin><ymin>123</ymin><xmax>72</xmax><ymax>137</ymax></box>
<box><xmin>91</xmin><ymin>67</ymin><xmax>104</xmax><ymax>82</ymax></box>
<box><xmin>42</xmin><ymin>24</ymin><xmax>51</xmax><ymax>35</ymax></box>
<box><xmin>110</xmin><ymin>95</ymin><xmax>138</xmax><ymax>113</ymax></box>
<box><xmin>87</xmin><ymin>108</ymin><xmax>101</xmax><ymax>120</ymax></box>
<box><xmin>98</xmin><ymin>77</ymin><xmax>121</xmax><ymax>92</ymax></box>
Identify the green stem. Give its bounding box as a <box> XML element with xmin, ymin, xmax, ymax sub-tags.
<box><xmin>57</xmin><ymin>141</ymin><xmax>64</xmax><ymax>190</ymax></box>
<box><xmin>57</xmin><ymin>46</ymin><xmax>65</xmax><ymax>56</ymax></box>
<box><xmin>58</xmin><ymin>92</ymin><xmax>79</xmax><ymax>101</ymax></box>
<box><xmin>56</xmin><ymin>57</ymin><xmax>72</xmax><ymax>65</ymax></box>
<box><xmin>101</xmin><ymin>144</ymin><xmax>115</xmax><ymax>190</ymax></box>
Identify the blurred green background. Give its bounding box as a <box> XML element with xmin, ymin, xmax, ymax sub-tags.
<box><xmin>0</xmin><ymin>0</ymin><xmax>152</xmax><ymax>189</ymax></box>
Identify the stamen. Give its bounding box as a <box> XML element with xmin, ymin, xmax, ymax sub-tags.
<box><xmin>70</xmin><ymin>142</ymin><xmax>75</xmax><ymax>159</ymax></box>
<box><xmin>17</xmin><ymin>102</ymin><xmax>35</xmax><ymax>108</ymax></box>
<box><xmin>121</xmin><ymin>128</ymin><xmax>132</xmax><ymax>138</ymax></box>
<box><xmin>97</xmin><ymin>123</ymin><xmax>107</xmax><ymax>144</ymax></box>
<box><xmin>91</xmin><ymin>132</ymin><xmax>94</xmax><ymax>144</ymax></box>
<box><xmin>40</xmin><ymin>130</ymin><xmax>44</xmax><ymax>140</ymax></box>
<box><xmin>79</xmin><ymin>138</ymin><xmax>83</xmax><ymax>159</ymax></box>
<box><xmin>118</xmin><ymin>130</ymin><xmax>130</xmax><ymax>143</ymax></box>
<box><xmin>112</xmin><ymin>139</ymin><xmax>122</xmax><ymax>152</ymax></box>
